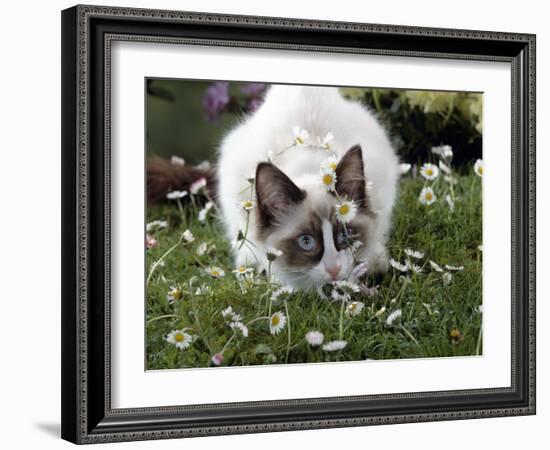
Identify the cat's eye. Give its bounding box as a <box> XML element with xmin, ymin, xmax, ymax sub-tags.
<box><xmin>297</xmin><ymin>234</ymin><xmax>316</xmax><ymax>251</ymax></box>
<box><xmin>336</xmin><ymin>231</ymin><xmax>348</xmax><ymax>247</ymax></box>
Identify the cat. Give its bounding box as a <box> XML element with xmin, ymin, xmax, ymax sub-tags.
<box><xmin>216</xmin><ymin>85</ymin><xmax>399</xmax><ymax>291</ymax></box>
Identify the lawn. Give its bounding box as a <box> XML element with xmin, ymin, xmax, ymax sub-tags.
<box><xmin>145</xmin><ymin>169</ymin><xmax>482</xmax><ymax>370</ymax></box>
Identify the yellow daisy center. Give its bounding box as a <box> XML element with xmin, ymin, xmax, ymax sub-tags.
<box><xmin>322</xmin><ymin>174</ymin><xmax>333</xmax><ymax>185</ymax></box>
<box><xmin>238</xmin><ymin>267</ymin><xmax>246</xmax><ymax>273</ymax></box>
<box><xmin>211</xmin><ymin>270</ymin><xmax>219</xmax><ymax>277</ymax></box>
<box><xmin>425</xmin><ymin>192</ymin><xmax>433</xmax><ymax>201</ymax></box>
<box><xmin>271</xmin><ymin>315</ymin><xmax>280</xmax><ymax>326</ymax></box>
<box><xmin>174</xmin><ymin>333</ymin><xmax>184</xmax><ymax>342</ymax></box>
<box><xmin>350</xmin><ymin>303</ymin><xmax>357</xmax><ymax>311</ymax></box>
<box><xmin>339</xmin><ymin>204</ymin><xmax>350</xmax><ymax>215</ymax></box>
<box><xmin>478</xmin><ymin>166</ymin><xmax>483</xmax><ymax>175</ymax></box>
<box><xmin>296</xmin><ymin>137</ymin><xmax>303</xmax><ymax>145</ymax></box>
<box><xmin>425</xmin><ymin>168</ymin><xmax>433</xmax><ymax>176</ymax></box>
<box><xmin>243</xmin><ymin>201</ymin><xmax>253</xmax><ymax>208</ymax></box>
<box><xmin>329</xmin><ymin>162</ymin><xmax>337</xmax><ymax>170</ymax></box>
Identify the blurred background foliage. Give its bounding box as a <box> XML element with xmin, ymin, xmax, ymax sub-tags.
<box><xmin>146</xmin><ymin>79</ymin><xmax>482</xmax><ymax>168</ymax></box>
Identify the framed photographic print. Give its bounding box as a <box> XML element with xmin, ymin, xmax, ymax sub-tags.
<box><xmin>61</xmin><ymin>4</ymin><xmax>536</xmax><ymax>444</ymax></box>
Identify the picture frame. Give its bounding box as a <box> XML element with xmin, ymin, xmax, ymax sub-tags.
<box><xmin>61</xmin><ymin>4</ymin><xmax>536</xmax><ymax>444</ymax></box>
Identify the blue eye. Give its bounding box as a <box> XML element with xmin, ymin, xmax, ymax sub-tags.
<box><xmin>297</xmin><ymin>234</ymin><xmax>316</xmax><ymax>251</ymax></box>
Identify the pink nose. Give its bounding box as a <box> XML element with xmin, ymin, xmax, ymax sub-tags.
<box><xmin>326</xmin><ymin>265</ymin><xmax>341</xmax><ymax>280</ymax></box>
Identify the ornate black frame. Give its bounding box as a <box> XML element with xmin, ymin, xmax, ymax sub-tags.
<box><xmin>61</xmin><ymin>4</ymin><xmax>536</xmax><ymax>444</ymax></box>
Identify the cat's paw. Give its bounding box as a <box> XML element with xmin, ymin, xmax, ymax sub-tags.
<box><xmin>368</xmin><ymin>249</ymin><xmax>390</xmax><ymax>274</ymax></box>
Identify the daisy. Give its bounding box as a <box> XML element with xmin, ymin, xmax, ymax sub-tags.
<box><xmin>438</xmin><ymin>160</ymin><xmax>451</xmax><ymax>175</ymax></box>
<box><xmin>198</xmin><ymin>201</ymin><xmax>214</xmax><ymax>222</ymax></box>
<box><xmin>292</xmin><ymin>126</ymin><xmax>310</xmax><ymax>146</ymax></box>
<box><xmin>221</xmin><ymin>306</ymin><xmax>241</xmax><ymax>322</ymax></box>
<box><xmin>478</xmin><ymin>245</ymin><xmax>483</xmax><ymax>252</ymax></box>
<box><xmin>305</xmin><ymin>331</ymin><xmax>324</xmax><ymax>347</ymax></box>
<box><xmin>170</xmin><ymin>155</ymin><xmax>185</xmax><ymax>166</ymax></box>
<box><xmin>146</xmin><ymin>234</ymin><xmax>158</xmax><ymax>249</ymax></box>
<box><xmin>331</xmin><ymin>280</ymin><xmax>360</xmax><ymax>301</ymax></box>
<box><xmin>232</xmin><ymin>266</ymin><xmax>254</xmax><ymax>276</ymax></box>
<box><xmin>266</xmin><ymin>247</ymin><xmax>283</xmax><ymax>261</ymax></box>
<box><xmin>445</xmin><ymin>194</ymin><xmax>455</xmax><ymax>212</ymax></box>
<box><xmin>269</xmin><ymin>311</ymin><xmax>287</xmax><ymax>335</ymax></box>
<box><xmin>271</xmin><ymin>285</ymin><xmax>294</xmax><ymax>302</ymax></box>
<box><xmin>444</xmin><ymin>264</ymin><xmax>464</xmax><ymax>271</ymax></box>
<box><xmin>431</xmin><ymin>144</ymin><xmax>453</xmax><ymax>161</ymax></box>
<box><xmin>419</xmin><ymin>186</ymin><xmax>437</xmax><ymax>205</ymax></box>
<box><xmin>230</xmin><ymin>321</ymin><xmax>249</xmax><ymax>337</ymax></box>
<box><xmin>444</xmin><ymin>175</ymin><xmax>458</xmax><ymax>185</ymax></box>
<box><xmin>166</xmin><ymin>286</ymin><xmax>183</xmax><ymax>303</ymax></box>
<box><xmin>389</xmin><ymin>258</ymin><xmax>409</xmax><ymax>272</ymax></box>
<box><xmin>320</xmin><ymin>168</ymin><xmax>337</xmax><ymax>192</ymax></box>
<box><xmin>420</xmin><ymin>163</ymin><xmax>440</xmax><ymax>181</ymax></box>
<box><xmin>241</xmin><ymin>200</ymin><xmax>254</xmax><ymax>211</ymax></box>
<box><xmin>166</xmin><ymin>190</ymin><xmax>188</xmax><ymax>200</ymax></box>
<box><xmin>319</xmin><ymin>132</ymin><xmax>335</xmax><ymax>151</ymax></box>
<box><xmin>146</xmin><ymin>219</ymin><xmax>168</xmax><ymax>232</ymax></box>
<box><xmin>474</xmin><ymin>159</ymin><xmax>484</xmax><ymax>177</ymax></box>
<box><xmin>196</xmin><ymin>242</ymin><xmax>215</xmax><ymax>256</ymax></box>
<box><xmin>166</xmin><ymin>329</ymin><xmax>193</xmax><ymax>350</ymax></box>
<box><xmin>211</xmin><ymin>353</ymin><xmax>224</xmax><ymax>366</ymax></box>
<box><xmin>346</xmin><ymin>301</ymin><xmax>365</xmax><ymax>317</ymax></box>
<box><xmin>407</xmin><ymin>261</ymin><xmax>423</xmax><ymax>274</ymax></box>
<box><xmin>322</xmin><ymin>340</ymin><xmax>347</xmax><ymax>352</ymax></box>
<box><xmin>429</xmin><ymin>260</ymin><xmax>444</xmax><ymax>272</ymax></box>
<box><xmin>320</xmin><ymin>155</ymin><xmax>339</xmax><ymax>172</ymax></box>
<box><xmin>205</xmin><ymin>266</ymin><xmax>225</xmax><ymax>278</ymax></box>
<box><xmin>399</xmin><ymin>163</ymin><xmax>411</xmax><ymax>175</ymax></box>
<box><xmin>385</xmin><ymin>309</ymin><xmax>402</xmax><ymax>326</ymax></box>
<box><xmin>190</xmin><ymin>177</ymin><xmax>207</xmax><ymax>195</ymax></box>
<box><xmin>196</xmin><ymin>160</ymin><xmax>211</xmax><ymax>171</ymax></box>
<box><xmin>195</xmin><ymin>285</ymin><xmax>213</xmax><ymax>296</ymax></box>
<box><xmin>404</xmin><ymin>248</ymin><xmax>424</xmax><ymax>259</ymax></box>
<box><xmin>335</xmin><ymin>200</ymin><xmax>358</xmax><ymax>223</ymax></box>
<box><xmin>442</xmin><ymin>272</ymin><xmax>452</xmax><ymax>286</ymax></box>
<box><xmin>374</xmin><ymin>306</ymin><xmax>387</xmax><ymax>317</ymax></box>
<box><xmin>352</xmin><ymin>261</ymin><xmax>369</xmax><ymax>278</ymax></box>
<box><xmin>182</xmin><ymin>229</ymin><xmax>195</xmax><ymax>243</ymax></box>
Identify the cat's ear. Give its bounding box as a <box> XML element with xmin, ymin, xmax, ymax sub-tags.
<box><xmin>335</xmin><ymin>145</ymin><xmax>367</xmax><ymax>208</ymax></box>
<box><xmin>255</xmin><ymin>162</ymin><xmax>306</xmax><ymax>228</ymax></box>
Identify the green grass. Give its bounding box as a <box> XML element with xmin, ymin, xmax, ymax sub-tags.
<box><xmin>146</xmin><ymin>173</ymin><xmax>482</xmax><ymax>369</ymax></box>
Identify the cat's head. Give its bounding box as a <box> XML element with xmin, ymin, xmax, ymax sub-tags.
<box><xmin>255</xmin><ymin>145</ymin><xmax>372</xmax><ymax>290</ymax></box>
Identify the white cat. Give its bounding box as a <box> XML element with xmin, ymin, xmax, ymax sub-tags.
<box><xmin>216</xmin><ymin>85</ymin><xmax>399</xmax><ymax>290</ymax></box>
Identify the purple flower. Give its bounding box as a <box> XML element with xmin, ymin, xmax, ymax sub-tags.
<box><xmin>202</xmin><ymin>82</ymin><xmax>230</xmax><ymax>122</ymax></box>
<box><xmin>211</xmin><ymin>353</ymin><xmax>224</xmax><ymax>366</ymax></box>
<box><xmin>240</xmin><ymin>83</ymin><xmax>266</xmax><ymax>96</ymax></box>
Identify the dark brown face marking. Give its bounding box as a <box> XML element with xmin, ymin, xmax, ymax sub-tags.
<box><xmin>276</xmin><ymin>212</ymin><xmax>324</xmax><ymax>268</ymax></box>
<box><xmin>255</xmin><ymin>162</ymin><xmax>306</xmax><ymax>231</ymax></box>
<box><xmin>335</xmin><ymin>145</ymin><xmax>369</xmax><ymax>211</ymax></box>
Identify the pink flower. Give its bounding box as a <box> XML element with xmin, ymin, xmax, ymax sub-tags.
<box><xmin>211</xmin><ymin>353</ymin><xmax>224</xmax><ymax>366</ymax></box>
<box><xmin>146</xmin><ymin>234</ymin><xmax>158</xmax><ymax>249</ymax></box>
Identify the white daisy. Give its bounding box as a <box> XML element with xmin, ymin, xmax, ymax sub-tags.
<box><xmin>438</xmin><ymin>160</ymin><xmax>451</xmax><ymax>175</ymax></box>
<box><xmin>374</xmin><ymin>306</ymin><xmax>387</xmax><ymax>317</ymax></box>
<box><xmin>386</xmin><ymin>309</ymin><xmax>402</xmax><ymax>326</ymax></box>
<box><xmin>292</xmin><ymin>126</ymin><xmax>310</xmax><ymax>146</ymax></box>
<box><xmin>196</xmin><ymin>242</ymin><xmax>210</xmax><ymax>256</ymax></box>
<box><xmin>478</xmin><ymin>245</ymin><xmax>483</xmax><ymax>252</ymax></box>
<box><xmin>474</xmin><ymin>159</ymin><xmax>484</xmax><ymax>177</ymax></box>
<box><xmin>198</xmin><ymin>201</ymin><xmax>214</xmax><ymax>222</ymax></box>
<box><xmin>389</xmin><ymin>258</ymin><xmax>409</xmax><ymax>272</ymax></box>
<box><xmin>166</xmin><ymin>329</ymin><xmax>193</xmax><ymax>350</ymax></box>
<box><xmin>166</xmin><ymin>190</ymin><xmax>188</xmax><ymax>200</ymax></box>
<box><xmin>445</xmin><ymin>194</ymin><xmax>455</xmax><ymax>212</ymax></box>
<box><xmin>419</xmin><ymin>186</ymin><xmax>437</xmax><ymax>205</ymax></box>
<box><xmin>431</xmin><ymin>144</ymin><xmax>453</xmax><ymax>161</ymax></box>
<box><xmin>146</xmin><ymin>219</ymin><xmax>168</xmax><ymax>232</ymax></box>
<box><xmin>241</xmin><ymin>200</ymin><xmax>254</xmax><ymax>211</ymax></box>
<box><xmin>407</xmin><ymin>261</ymin><xmax>423</xmax><ymax>274</ymax></box>
<box><xmin>221</xmin><ymin>306</ymin><xmax>236</xmax><ymax>319</ymax></box>
<box><xmin>190</xmin><ymin>177</ymin><xmax>207</xmax><ymax>195</ymax></box>
<box><xmin>444</xmin><ymin>264</ymin><xmax>464</xmax><ymax>271</ymax></box>
<box><xmin>331</xmin><ymin>280</ymin><xmax>360</xmax><ymax>301</ymax></box>
<box><xmin>442</xmin><ymin>272</ymin><xmax>452</xmax><ymax>286</ymax></box>
<box><xmin>319</xmin><ymin>132</ymin><xmax>335</xmax><ymax>151</ymax></box>
<box><xmin>320</xmin><ymin>168</ymin><xmax>337</xmax><ymax>192</ymax></box>
<box><xmin>170</xmin><ymin>155</ymin><xmax>185</xmax><ymax>166</ymax></box>
<box><xmin>320</xmin><ymin>155</ymin><xmax>339</xmax><ymax>172</ymax></box>
<box><xmin>166</xmin><ymin>286</ymin><xmax>183</xmax><ymax>303</ymax></box>
<box><xmin>351</xmin><ymin>261</ymin><xmax>369</xmax><ymax>278</ymax></box>
<box><xmin>399</xmin><ymin>163</ymin><xmax>412</xmax><ymax>175</ymax></box>
<box><xmin>444</xmin><ymin>175</ymin><xmax>458</xmax><ymax>185</ymax></box>
<box><xmin>266</xmin><ymin>247</ymin><xmax>283</xmax><ymax>261</ymax></box>
<box><xmin>346</xmin><ymin>301</ymin><xmax>365</xmax><ymax>317</ymax></box>
<box><xmin>232</xmin><ymin>266</ymin><xmax>254</xmax><ymax>276</ymax></box>
<box><xmin>196</xmin><ymin>160</ymin><xmax>211</xmax><ymax>171</ymax></box>
<box><xmin>404</xmin><ymin>248</ymin><xmax>424</xmax><ymax>259</ymax></box>
<box><xmin>420</xmin><ymin>163</ymin><xmax>440</xmax><ymax>181</ymax></box>
<box><xmin>230</xmin><ymin>321</ymin><xmax>249</xmax><ymax>337</ymax></box>
<box><xmin>335</xmin><ymin>200</ymin><xmax>358</xmax><ymax>223</ymax></box>
<box><xmin>205</xmin><ymin>266</ymin><xmax>225</xmax><ymax>278</ymax></box>
<box><xmin>305</xmin><ymin>331</ymin><xmax>324</xmax><ymax>347</ymax></box>
<box><xmin>271</xmin><ymin>285</ymin><xmax>294</xmax><ymax>302</ymax></box>
<box><xmin>269</xmin><ymin>311</ymin><xmax>287</xmax><ymax>335</ymax></box>
<box><xmin>182</xmin><ymin>229</ymin><xmax>195</xmax><ymax>243</ymax></box>
<box><xmin>429</xmin><ymin>260</ymin><xmax>444</xmax><ymax>272</ymax></box>
<box><xmin>322</xmin><ymin>340</ymin><xmax>347</xmax><ymax>352</ymax></box>
<box><xmin>194</xmin><ymin>285</ymin><xmax>213</xmax><ymax>296</ymax></box>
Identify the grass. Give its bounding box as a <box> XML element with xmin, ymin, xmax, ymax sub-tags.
<box><xmin>146</xmin><ymin>171</ymin><xmax>482</xmax><ymax>370</ymax></box>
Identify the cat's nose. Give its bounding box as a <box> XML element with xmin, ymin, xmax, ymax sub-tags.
<box><xmin>326</xmin><ymin>264</ymin><xmax>341</xmax><ymax>280</ymax></box>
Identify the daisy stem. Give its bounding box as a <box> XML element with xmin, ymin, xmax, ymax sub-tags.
<box><xmin>476</xmin><ymin>324</ymin><xmax>483</xmax><ymax>355</ymax></box>
<box><xmin>146</xmin><ymin>314</ymin><xmax>180</xmax><ymax>325</ymax></box>
<box><xmin>146</xmin><ymin>234</ymin><xmax>185</xmax><ymax>285</ymax></box>
<box><xmin>284</xmin><ymin>299</ymin><xmax>291</xmax><ymax>363</ymax></box>
<box><xmin>176</xmin><ymin>198</ymin><xmax>185</xmax><ymax>219</ymax></box>
<box><xmin>338</xmin><ymin>299</ymin><xmax>346</xmax><ymax>340</ymax></box>
<box><xmin>238</xmin><ymin>211</ymin><xmax>251</xmax><ymax>250</ymax></box>
<box><xmin>400</xmin><ymin>325</ymin><xmax>420</xmax><ymax>347</ymax></box>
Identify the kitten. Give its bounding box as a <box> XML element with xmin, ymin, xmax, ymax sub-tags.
<box><xmin>216</xmin><ymin>85</ymin><xmax>399</xmax><ymax>290</ymax></box>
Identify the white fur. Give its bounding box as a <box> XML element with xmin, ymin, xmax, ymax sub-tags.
<box><xmin>216</xmin><ymin>85</ymin><xmax>399</xmax><ymax>287</ymax></box>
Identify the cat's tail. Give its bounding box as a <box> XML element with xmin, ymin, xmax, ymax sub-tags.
<box><xmin>147</xmin><ymin>155</ymin><xmax>217</xmax><ymax>204</ymax></box>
